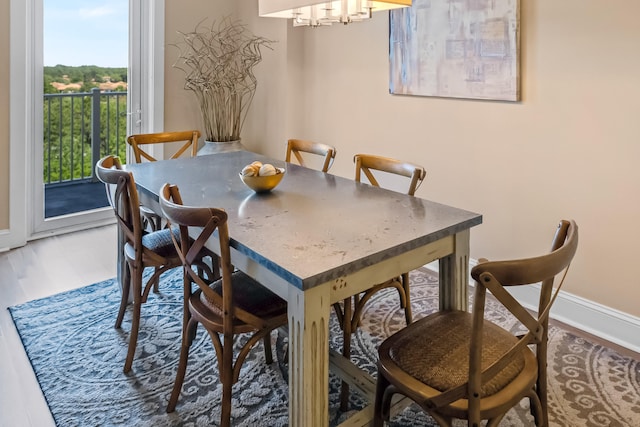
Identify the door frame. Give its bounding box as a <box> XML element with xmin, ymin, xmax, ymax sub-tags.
<box><xmin>5</xmin><ymin>0</ymin><xmax>165</xmax><ymax>247</ymax></box>
<box><xmin>4</xmin><ymin>0</ymin><xmax>31</xmax><ymax>251</ymax></box>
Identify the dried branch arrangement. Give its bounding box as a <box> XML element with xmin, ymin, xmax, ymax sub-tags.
<box><xmin>171</xmin><ymin>18</ymin><xmax>273</xmax><ymax>142</ymax></box>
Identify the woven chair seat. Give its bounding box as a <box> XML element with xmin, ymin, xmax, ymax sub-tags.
<box><xmin>200</xmin><ymin>271</ymin><xmax>288</xmax><ymax>319</ymax></box>
<box><xmin>389</xmin><ymin>311</ymin><xmax>527</xmax><ymax>397</ymax></box>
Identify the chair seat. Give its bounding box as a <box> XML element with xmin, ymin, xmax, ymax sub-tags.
<box><xmin>386</xmin><ymin>311</ymin><xmax>529</xmax><ymax>397</ymax></box>
<box><xmin>197</xmin><ymin>271</ymin><xmax>288</xmax><ymax>321</ymax></box>
<box><xmin>141</xmin><ymin>227</ymin><xmax>181</xmax><ymax>257</ymax></box>
<box><xmin>123</xmin><ymin>227</ymin><xmax>181</xmax><ymax>261</ymax></box>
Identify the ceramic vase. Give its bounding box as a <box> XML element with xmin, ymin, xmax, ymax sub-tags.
<box><xmin>198</xmin><ymin>139</ymin><xmax>245</xmax><ymax>156</ymax></box>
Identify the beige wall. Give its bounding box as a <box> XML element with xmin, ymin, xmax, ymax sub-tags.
<box><xmin>164</xmin><ymin>0</ymin><xmax>236</xmax><ymax>143</ymax></box>
<box><xmin>0</xmin><ymin>0</ymin><xmax>9</xmax><ymax>230</ymax></box>
<box><xmin>2</xmin><ymin>1</ymin><xmax>638</xmax><ymax>319</ymax></box>
<box><xmin>234</xmin><ymin>1</ymin><xmax>640</xmax><ymax>317</ymax></box>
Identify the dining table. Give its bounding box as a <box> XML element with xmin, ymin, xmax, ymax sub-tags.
<box><xmin>125</xmin><ymin>149</ymin><xmax>482</xmax><ymax>427</ymax></box>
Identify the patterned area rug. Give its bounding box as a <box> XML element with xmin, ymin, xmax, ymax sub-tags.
<box><xmin>8</xmin><ymin>269</ymin><xmax>640</xmax><ymax>426</ymax></box>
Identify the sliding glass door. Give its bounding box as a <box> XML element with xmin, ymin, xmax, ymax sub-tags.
<box><xmin>28</xmin><ymin>0</ymin><xmax>164</xmax><ymax>237</ymax></box>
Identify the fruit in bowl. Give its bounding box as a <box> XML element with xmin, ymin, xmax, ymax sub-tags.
<box><xmin>239</xmin><ymin>161</ymin><xmax>285</xmax><ymax>193</ymax></box>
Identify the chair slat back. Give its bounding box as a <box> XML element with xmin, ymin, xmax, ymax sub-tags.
<box><xmin>354</xmin><ymin>154</ymin><xmax>426</xmax><ymax>196</ymax></box>
<box><xmin>95</xmin><ymin>155</ymin><xmax>142</xmax><ymax>253</ymax></box>
<box><xmin>286</xmin><ymin>139</ymin><xmax>336</xmax><ymax>172</ymax></box>
<box><xmin>127</xmin><ymin>130</ymin><xmax>201</xmax><ymax>163</ymax></box>
<box><xmin>471</xmin><ymin>220</ymin><xmax>578</xmax><ymax>300</ymax></box>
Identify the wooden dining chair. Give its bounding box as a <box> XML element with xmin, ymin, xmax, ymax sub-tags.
<box><xmin>127</xmin><ymin>130</ymin><xmax>201</xmax><ymax>231</ymax></box>
<box><xmin>95</xmin><ymin>155</ymin><xmax>216</xmax><ymax>373</ymax></box>
<box><xmin>160</xmin><ymin>183</ymin><xmax>288</xmax><ymax>427</ymax></box>
<box><xmin>334</xmin><ymin>153</ymin><xmax>426</xmax><ymax>410</ymax></box>
<box><xmin>374</xmin><ymin>220</ymin><xmax>579</xmax><ymax>427</ymax></box>
<box><xmin>285</xmin><ymin>138</ymin><xmax>337</xmax><ymax>172</ymax></box>
<box><xmin>127</xmin><ymin>130</ymin><xmax>201</xmax><ymax>163</ymax></box>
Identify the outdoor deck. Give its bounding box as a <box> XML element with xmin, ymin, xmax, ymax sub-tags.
<box><xmin>44</xmin><ymin>181</ymin><xmax>109</xmax><ymax>218</ymax></box>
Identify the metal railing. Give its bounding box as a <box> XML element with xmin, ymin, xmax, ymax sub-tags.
<box><xmin>44</xmin><ymin>88</ymin><xmax>127</xmax><ymax>186</ymax></box>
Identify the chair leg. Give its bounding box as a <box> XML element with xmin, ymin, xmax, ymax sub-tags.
<box><xmin>277</xmin><ymin>326</ymin><xmax>289</xmax><ymax>364</ymax></box>
<box><xmin>401</xmin><ymin>272</ymin><xmax>412</xmax><ymax>325</ymax></box>
<box><xmin>220</xmin><ymin>333</ymin><xmax>234</xmax><ymax>427</ymax></box>
<box><xmin>153</xmin><ymin>214</ymin><xmax>162</xmax><ymax>232</ymax></box>
<box><xmin>123</xmin><ymin>288</ymin><xmax>141</xmax><ymax>373</ymax></box>
<box><xmin>123</xmin><ymin>263</ymin><xmax>145</xmax><ymax>373</ymax></box>
<box><xmin>528</xmin><ymin>387</ymin><xmax>545</xmax><ymax>427</ymax></box>
<box><xmin>430</xmin><ymin>412</ymin><xmax>453</xmax><ymax>427</ymax></box>
<box><xmin>152</xmin><ymin>267</ymin><xmax>160</xmax><ymax>293</ymax></box>
<box><xmin>167</xmin><ymin>319</ymin><xmax>197</xmax><ymax>413</ymax></box>
<box><xmin>373</xmin><ymin>371</ymin><xmax>391</xmax><ymax>427</ymax></box>
<box><xmin>487</xmin><ymin>414</ymin><xmax>507</xmax><ymax>427</ymax></box>
<box><xmin>115</xmin><ymin>262</ymin><xmax>132</xmax><ymax>328</ymax></box>
<box><xmin>339</xmin><ymin>297</ymin><xmax>353</xmax><ymax>412</ymax></box>
<box><xmin>536</xmin><ymin>338</ymin><xmax>549</xmax><ymax>426</ymax></box>
<box><xmin>210</xmin><ymin>254</ymin><xmax>221</xmax><ymax>281</ymax></box>
<box><xmin>263</xmin><ymin>333</ymin><xmax>273</xmax><ymax>364</ymax></box>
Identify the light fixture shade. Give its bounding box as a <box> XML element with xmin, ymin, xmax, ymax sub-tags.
<box><xmin>259</xmin><ymin>0</ymin><xmax>411</xmax><ymax>27</ymax></box>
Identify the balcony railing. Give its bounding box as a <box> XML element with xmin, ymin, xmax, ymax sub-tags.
<box><xmin>44</xmin><ymin>88</ymin><xmax>128</xmax><ymax>185</ymax></box>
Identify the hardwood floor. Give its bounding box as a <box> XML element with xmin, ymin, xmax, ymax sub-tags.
<box><xmin>0</xmin><ymin>225</ymin><xmax>117</xmax><ymax>427</ymax></box>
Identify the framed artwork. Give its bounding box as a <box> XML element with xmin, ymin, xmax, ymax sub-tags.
<box><xmin>389</xmin><ymin>0</ymin><xmax>520</xmax><ymax>102</ymax></box>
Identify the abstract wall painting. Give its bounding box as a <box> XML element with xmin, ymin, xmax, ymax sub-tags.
<box><xmin>389</xmin><ymin>0</ymin><xmax>520</xmax><ymax>101</ymax></box>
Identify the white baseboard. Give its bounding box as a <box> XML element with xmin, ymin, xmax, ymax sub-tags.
<box><xmin>508</xmin><ymin>284</ymin><xmax>640</xmax><ymax>354</ymax></box>
<box><xmin>425</xmin><ymin>260</ymin><xmax>640</xmax><ymax>354</ymax></box>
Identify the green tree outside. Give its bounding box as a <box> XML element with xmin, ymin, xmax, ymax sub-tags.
<box><xmin>44</xmin><ymin>66</ymin><xmax>128</xmax><ymax>183</ymax></box>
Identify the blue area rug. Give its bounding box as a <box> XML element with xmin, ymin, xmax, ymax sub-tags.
<box><xmin>8</xmin><ymin>269</ymin><xmax>640</xmax><ymax>426</ymax></box>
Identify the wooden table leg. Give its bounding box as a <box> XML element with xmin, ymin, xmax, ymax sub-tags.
<box><xmin>288</xmin><ymin>284</ymin><xmax>331</xmax><ymax>427</ymax></box>
<box><xmin>438</xmin><ymin>229</ymin><xmax>470</xmax><ymax>311</ymax></box>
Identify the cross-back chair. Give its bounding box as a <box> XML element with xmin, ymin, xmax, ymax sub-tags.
<box><xmin>285</xmin><ymin>138</ymin><xmax>337</xmax><ymax>172</ymax></box>
<box><xmin>95</xmin><ymin>155</ymin><xmax>217</xmax><ymax>373</ymax></box>
<box><xmin>334</xmin><ymin>153</ymin><xmax>426</xmax><ymax>410</ymax></box>
<box><xmin>127</xmin><ymin>130</ymin><xmax>201</xmax><ymax>231</ymax></box>
<box><xmin>374</xmin><ymin>220</ymin><xmax>579</xmax><ymax>427</ymax></box>
<box><xmin>127</xmin><ymin>130</ymin><xmax>201</xmax><ymax>163</ymax></box>
<box><xmin>354</xmin><ymin>153</ymin><xmax>426</xmax><ymax>196</ymax></box>
<box><xmin>160</xmin><ymin>183</ymin><xmax>288</xmax><ymax>427</ymax></box>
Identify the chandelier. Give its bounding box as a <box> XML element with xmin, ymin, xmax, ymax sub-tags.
<box><xmin>258</xmin><ymin>0</ymin><xmax>412</xmax><ymax>27</ymax></box>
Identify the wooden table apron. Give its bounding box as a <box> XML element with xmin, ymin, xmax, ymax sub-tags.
<box><xmin>125</xmin><ymin>151</ymin><xmax>482</xmax><ymax>427</ymax></box>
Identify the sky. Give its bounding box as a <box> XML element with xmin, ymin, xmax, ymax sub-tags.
<box><xmin>44</xmin><ymin>0</ymin><xmax>128</xmax><ymax>67</ymax></box>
